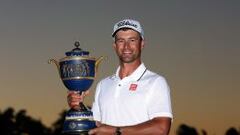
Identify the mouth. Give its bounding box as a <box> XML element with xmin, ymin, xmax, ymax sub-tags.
<box><xmin>122</xmin><ymin>52</ymin><xmax>132</xmax><ymax>56</ymax></box>
<box><xmin>122</xmin><ymin>50</ymin><xmax>132</xmax><ymax>54</ymax></box>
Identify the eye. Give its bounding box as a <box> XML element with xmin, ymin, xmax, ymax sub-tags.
<box><xmin>116</xmin><ymin>39</ymin><xmax>125</xmax><ymax>44</ymax></box>
<box><xmin>119</xmin><ymin>39</ymin><xmax>124</xmax><ymax>42</ymax></box>
<box><xmin>129</xmin><ymin>38</ymin><xmax>138</xmax><ymax>43</ymax></box>
<box><xmin>131</xmin><ymin>39</ymin><xmax>136</xmax><ymax>42</ymax></box>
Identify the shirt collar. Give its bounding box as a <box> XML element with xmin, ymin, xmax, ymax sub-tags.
<box><xmin>112</xmin><ymin>63</ymin><xmax>147</xmax><ymax>81</ymax></box>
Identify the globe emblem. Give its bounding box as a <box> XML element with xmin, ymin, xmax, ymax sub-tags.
<box><xmin>69</xmin><ymin>122</ymin><xmax>77</xmax><ymax>129</ymax></box>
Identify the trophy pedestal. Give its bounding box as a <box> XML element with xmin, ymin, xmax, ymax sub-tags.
<box><xmin>63</xmin><ymin>132</ymin><xmax>88</xmax><ymax>135</ymax></box>
<box><xmin>62</xmin><ymin>103</ymin><xmax>96</xmax><ymax>135</ymax></box>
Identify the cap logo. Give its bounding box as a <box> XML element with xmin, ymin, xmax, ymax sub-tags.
<box><xmin>117</xmin><ymin>20</ymin><xmax>138</xmax><ymax>28</ymax></box>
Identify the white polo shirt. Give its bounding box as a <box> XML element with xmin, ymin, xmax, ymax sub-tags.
<box><xmin>92</xmin><ymin>63</ymin><xmax>173</xmax><ymax>126</ymax></box>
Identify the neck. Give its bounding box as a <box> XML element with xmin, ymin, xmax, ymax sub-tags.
<box><xmin>119</xmin><ymin>60</ymin><xmax>141</xmax><ymax>79</ymax></box>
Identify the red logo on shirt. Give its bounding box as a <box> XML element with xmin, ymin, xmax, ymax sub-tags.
<box><xmin>129</xmin><ymin>84</ymin><xmax>138</xmax><ymax>91</ymax></box>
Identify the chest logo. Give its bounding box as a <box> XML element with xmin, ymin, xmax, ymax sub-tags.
<box><xmin>129</xmin><ymin>84</ymin><xmax>138</xmax><ymax>91</ymax></box>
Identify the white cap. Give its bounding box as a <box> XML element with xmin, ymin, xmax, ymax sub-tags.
<box><xmin>112</xmin><ymin>19</ymin><xmax>144</xmax><ymax>39</ymax></box>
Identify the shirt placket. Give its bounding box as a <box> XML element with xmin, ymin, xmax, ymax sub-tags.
<box><xmin>114</xmin><ymin>78</ymin><xmax>122</xmax><ymax>98</ymax></box>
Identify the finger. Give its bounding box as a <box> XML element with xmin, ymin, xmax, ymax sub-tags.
<box><xmin>67</xmin><ymin>91</ymin><xmax>79</xmax><ymax>95</ymax></box>
<box><xmin>96</xmin><ymin>121</ymin><xmax>102</xmax><ymax>127</ymax></box>
<box><xmin>68</xmin><ymin>91</ymin><xmax>81</xmax><ymax>96</ymax></box>
<box><xmin>67</xmin><ymin>94</ymin><xmax>81</xmax><ymax>108</ymax></box>
<box><xmin>68</xmin><ymin>92</ymin><xmax>81</xmax><ymax>100</ymax></box>
<box><xmin>69</xmin><ymin>100</ymin><xmax>81</xmax><ymax>105</ymax></box>
<box><xmin>84</xmin><ymin>90</ymin><xmax>90</xmax><ymax>95</ymax></box>
<box><xmin>67</xmin><ymin>96</ymin><xmax>80</xmax><ymax>105</ymax></box>
<box><xmin>68</xmin><ymin>97</ymin><xmax>81</xmax><ymax>106</ymax></box>
<box><xmin>88</xmin><ymin>128</ymin><xmax>97</xmax><ymax>135</ymax></box>
<box><xmin>68</xmin><ymin>100</ymin><xmax>79</xmax><ymax>108</ymax></box>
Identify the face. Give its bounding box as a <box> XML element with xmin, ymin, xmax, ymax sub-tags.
<box><xmin>113</xmin><ymin>29</ymin><xmax>144</xmax><ymax>64</ymax></box>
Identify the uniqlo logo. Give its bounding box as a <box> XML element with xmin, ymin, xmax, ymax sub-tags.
<box><xmin>129</xmin><ymin>84</ymin><xmax>138</xmax><ymax>91</ymax></box>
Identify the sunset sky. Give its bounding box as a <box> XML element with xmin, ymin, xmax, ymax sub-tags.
<box><xmin>0</xmin><ymin>1</ymin><xmax>239</xmax><ymax>135</ymax></box>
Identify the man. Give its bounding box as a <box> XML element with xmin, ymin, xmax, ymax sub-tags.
<box><xmin>68</xmin><ymin>19</ymin><xmax>173</xmax><ymax>135</ymax></box>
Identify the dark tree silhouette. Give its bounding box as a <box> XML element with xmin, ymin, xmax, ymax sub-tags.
<box><xmin>0</xmin><ymin>107</ymin><xmax>17</xmax><ymax>135</ymax></box>
<box><xmin>51</xmin><ymin>110</ymin><xmax>67</xmax><ymax>135</ymax></box>
<box><xmin>0</xmin><ymin>107</ymin><xmax>51</xmax><ymax>135</ymax></box>
<box><xmin>176</xmin><ymin>124</ymin><xmax>199</xmax><ymax>135</ymax></box>
<box><xmin>1</xmin><ymin>107</ymin><xmax>240</xmax><ymax>135</ymax></box>
<box><xmin>201</xmin><ymin>129</ymin><xmax>207</xmax><ymax>135</ymax></box>
<box><xmin>15</xmin><ymin>109</ymin><xmax>51</xmax><ymax>135</ymax></box>
<box><xmin>225</xmin><ymin>127</ymin><xmax>239</xmax><ymax>135</ymax></box>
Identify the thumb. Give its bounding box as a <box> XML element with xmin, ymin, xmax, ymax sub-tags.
<box><xmin>88</xmin><ymin>128</ymin><xmax>97</xmax><ymax>135</ymax></box>
<box><xmin>83</xmin><ymin>90</ymin><xmax>90</xmax><ymax>96</ymax></box>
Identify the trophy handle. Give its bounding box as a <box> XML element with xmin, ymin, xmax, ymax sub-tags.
<box><xmin>48</xmin><ymin>59</ymin><xmax>61</xmax><ymax>76</ymax></box>
<box><xmin>95</xmin><ymin>56</ymin><xmax>104</xmax><ymax>76</ymax></box>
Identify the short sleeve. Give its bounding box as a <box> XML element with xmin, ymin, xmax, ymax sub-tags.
<box><xmin>91</xmin><ymin>81</ymin><xmax>102</xmax><ymax>122</ymax></box>
<box><xmin>147</xmin><ymin>76</ymin><xmax>173</xmax><ymax>119</ymax></box>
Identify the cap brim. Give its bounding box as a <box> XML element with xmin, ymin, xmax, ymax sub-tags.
<box><xmin>112</xmin><ymin>27</ymin><xmax>141</xmax><ymax>38</ymax></box>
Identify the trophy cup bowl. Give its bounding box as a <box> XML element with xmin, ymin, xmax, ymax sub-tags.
<box><xmin>49</xmin><ymin>41</ymin><xmax>103</xmax><ymax>135</ymax></box>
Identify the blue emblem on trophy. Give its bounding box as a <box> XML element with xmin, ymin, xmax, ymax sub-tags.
<box><xmin>49</xmin><ymin>41</ymin><xmax>103</xmax><ymax>134</ymax></box>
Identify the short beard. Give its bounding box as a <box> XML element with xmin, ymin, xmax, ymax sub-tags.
<box><xmin>118</xmin><ymin>53</ymin><xmax>141</xmax><ymax>63</ymax></box>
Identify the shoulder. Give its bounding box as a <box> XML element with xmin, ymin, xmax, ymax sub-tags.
<box><xmin>143</xmin><ymin>70</ymin><xmax>171</xmax><ymax>99</ymax></box>
<box><xmin>144</xmin><ymin>69</ymin><xmax>168</xmax><ymax>83</ymax></box>
<box><xmin>142</xmin><ymin>69</ymin><xmax>170</xmax><ymax>92</ymax></box>
<box><xmin>96</xmin><ymin>75</ymin><xmax>115</xmax><ymax>86</ymax></box>
<box><xmin>94</xmin><ymin>75</ymin><xmax>114</xmax><ymax>95</ymax></box>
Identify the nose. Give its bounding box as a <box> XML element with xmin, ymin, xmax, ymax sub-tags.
<box><xmin>123</xmin><ymin>40</ymin><xmax>130</xmax><ymax>49</ymax></box>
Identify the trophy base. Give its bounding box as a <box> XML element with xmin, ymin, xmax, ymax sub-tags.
<box><xmin>62</xmin><ymin>131</ymin><xmax>89</xmax><ymax>135</ymax></box>
<box><xmin>62</xmin><ymin>103</ymin><xmax>96</xmax><ymax>134</ymax></box>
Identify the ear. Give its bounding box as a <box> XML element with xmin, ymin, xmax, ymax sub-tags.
<box><xmin>141</xmin><ymin>40</ymin><xmax>145</xmax><ymax>49</ymax></box>
<box><xmin>113</xmin><ymin>42</ymin><xmax>117</xmax><ymax>50</ymax></box>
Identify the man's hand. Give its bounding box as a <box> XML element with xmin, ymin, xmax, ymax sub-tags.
<box><xmin>88</xmin><ymin>124</ymin><xmax>116</xmax><ymax>135</ymax></box>
<box><xmin>67</xmin><ymin>90</ymin><xmax>89</xmax><ymax>110</ymax></box>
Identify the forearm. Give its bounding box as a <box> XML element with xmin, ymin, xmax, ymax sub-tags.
<box><xmin>89</xmin><ymin>117</ymin><xmax>171</xmax><ymax>135</ymax></box>
<box><xmin>119</xmin><ymin>117</ymin><xmax>171</xmax><ymax>135</ymax></box>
